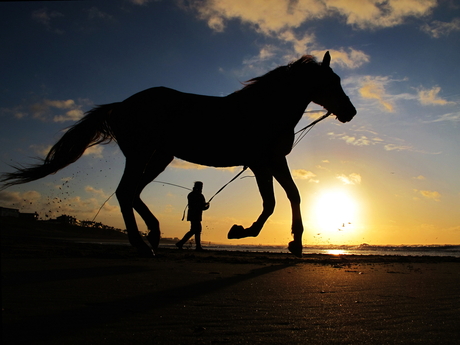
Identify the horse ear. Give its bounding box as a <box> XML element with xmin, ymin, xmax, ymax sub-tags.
<box><xmin>322</xmin><ymin>51</ymin><xmax>331</xmax><ymax>68</ymax></box>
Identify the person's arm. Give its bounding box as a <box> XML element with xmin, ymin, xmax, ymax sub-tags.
<box><xmin>201</xmin><ymin>195</ymin><xmax>210</xmax><ymax>210</ymax></box>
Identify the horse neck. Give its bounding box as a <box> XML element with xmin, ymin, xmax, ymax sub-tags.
<box><xmin>228</xmin><ymin>83</ymin><xmax>311</xmax><ymax>128</ymax></box>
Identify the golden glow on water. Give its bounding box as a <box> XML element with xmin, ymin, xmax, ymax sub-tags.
<box><xmin>326</xmin><ymin>249</ymin><xmax>347</xmax><ymax>255</ymax></box>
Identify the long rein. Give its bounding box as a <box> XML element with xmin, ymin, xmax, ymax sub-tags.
<box><xmin>293</xmin><ymin>110</ymin><xmax>332</xmax><ymax>148</ymax></box>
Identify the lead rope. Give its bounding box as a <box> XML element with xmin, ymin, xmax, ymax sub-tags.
<box><xmin>208</xmin><ymin>166</ymin><xmax>248</xmax><ymax>203</ymax></box>
<box><xmin>293</xmin><ymin>111</ymin><xmax>332</xmax><ymax>148</ymax></box>
<box><xmin>182</xmin><ymin>165</ymin><xmax>249</xmax><ymax>220</ymax></box>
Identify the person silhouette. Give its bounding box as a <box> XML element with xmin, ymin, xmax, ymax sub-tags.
<box><xmin>176</xmin><ymin>181</ymin><xmax>210</xmax><ymax>251</ymax></box>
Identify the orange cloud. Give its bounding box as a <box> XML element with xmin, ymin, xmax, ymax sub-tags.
<box><xmin>188</xmin><ymin>0</ymin><xmax>437</xmax><ymax>33</ymax></box>
<box><xmin>336</xmin><ymin>173</ymin><xmax>361</xmax><ymax>185</ymax></box>
<box><xmin>169</xmin><ymin>159</ymin><xmax>208</xmax><ymax>170</ymax></box>
<box><xmin>415</xmin><ymin>189</ymin><xmax>441</xmax><ymax>201</ymax></box>
<box><xmin>418</xmin><ymin>86</ymin><xmax>456</xmax><ymax>106</ymax></box>
<box><xmin>326</xmin><ymin>0</ymin><xmax>436</xmax><ymax>29</ymax></box>
<box><xmin>359</xmin><ymin>76</ymin><xmax>394</xmax><ymax>112</ymax></box>
<box><xmin>292</xmin><ymin>169</ymin><xmax>318</xmax><ymax>182</ymax></box>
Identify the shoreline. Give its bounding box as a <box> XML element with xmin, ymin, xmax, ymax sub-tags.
<box><xmin>2</xmin><ymin>217</ymin><xmax>458</xmax><ymax>260</ymax></box>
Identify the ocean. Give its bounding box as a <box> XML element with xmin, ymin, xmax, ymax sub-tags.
<box><xmin>74</xmin><ymin>238</ymin><xmax>460</xmax><ymax>257</ymax></box>
<box><xmin>160</xmin><ymin>243</ymin><xmax>460</xmax><ymax>258</ymax></box>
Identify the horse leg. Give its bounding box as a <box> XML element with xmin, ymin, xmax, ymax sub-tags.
<box><xmin>116</xmin><ymin>157</ymin><xmax>155</xmax><ymax>257</ymax></box>
<box><xmin>271</xmin><ymin>157</ymin><xmax>303</xmax><ymax>257</ymax></box>
<box><xmin>228</xmin><ymin>166</ymin><xmax>275</xmax><ymax>239</ymax></box>
<box><xmin>132</xmin><ymin>153</ymin><xmax>174</xmax><ymax>251</ymax></box>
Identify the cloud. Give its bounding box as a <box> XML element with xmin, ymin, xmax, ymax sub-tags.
<box><xmin>29</xmin><ymin>138</ymin><xmax>104</xmax><ymax>160</ymax></box>
<box><xmin>237</xmin><ymin>45</ymin><xmax>281</xmax><ymax>76</ymax></box>
<box><xmin>85</xmin><ymin>186</ymin><xmax>112</xmax><ymax>199</ymax></box>
<box><xmin>0</xmin><ymin>190</ymin><xmax>41</xmax><ymax>207</ymax></box>
<box><xmin>421</xmin><ymin>17</ymin><xmax>460</xmax><ymax>38</ymax></box>
<box><xmin>383</xmin><ymin>143</ymin><xmax>414</xmax><ymax>151</ymax></box>
<box><xmin>2</xmin><ymin>99</ymin><xmax>92</xmax><ymax>123</ymax></box>
<box><xmin>187</xmin><ymin>0</ymin><xmax>326</xmax><ymax>34</ymax></box>
<box><xmin>328</xmin><ymin>132</ymin><xmax>382</xmax><ymax>146</ymax></box>
<box><xmin>423</xmin><ymin>112</ymin><xmax>460</xmax><ymax>124</ymax></box>
<box><xmin>83</xmin><ymin>145</ymin><xmax>104</xmax><ymax>158</ymax></box>
<box><xmin>29</xmin><ymin>144</ymin><xmax>53</xmax><ymax>157</ymax></box>
<box><xmin>315</xmin><ymin>164</ymin><xmax>329</xmax><ymax>171</ymax></box>
<box><xmin>169</xmin><ymin>159</ymin><xmax>208</xmax><ymax>170</ymax></box>
<box><xmin>187</xmin><ymin>0</ymin><xmax>437</xmax><ymax>33</ymax></box>
<box><xmin>340</xmin><ymin>135</ymin><xmax>372</xmax><ymax>146</ymax></box>
<box><xmin>26</xmin><ymin>142</ymin><xmax>102</xmax><ymax>160</ymax></box>
<box><xmin>184</xmin><ymin>1</ymin><xmax>374</xmax><ymax>71</ymax></box>
<box><xmin>31</xmin><ymin>99</ymin><xmax>85</xmax><ymax>122</ymax></box>
<box><xmin>326</xmin><ymin>0</ymin><xmax>437</xmax><ymax>29</ymax></box>
<box><xmin>150</xmin><ymin>158</ymin><xmax>241</xmax><ymax>173</ymax></box>
<box><xmin>413</xmin><ymin>175</ymin><xmax>426</xmax><ymax>180</ymax></box>
<box><xmin>303</xmin><ymin>109</ymin><xmax>330</xmax><ymax>120</ymax></box>
<box><xmin>87</xmin><ymin>7</ymin><xmax>114</xmax><ymax>21</ymax></box>
<box><xmin>239</xmin><ymin>42</ymin><xmax>369</xmax><ymax>80</ymax></box>
<box><xmin>292</xmin><ymin>169</ymin><xmax>318</xmax><ymax>182</ymax></box>
<box><xmin>384</xmin><ymin>143</ymin><xmax>441</xmax><ymax>155</ymax></box>
<box><xmin>327</xmin><ymin>129</ymin><xmax>438</xmax><ymax>154</ymax></box>
<box><xmin>0</xmin><ymin>186</ymin><xmax>119</xmax><ymax>225</ymax></box>
<box><xmin>31</xmin><ymin>8</ymin><xmax>64</xmax><ymax>33</ymax></box>
<box><xmin>313</xmin><ymin>48</ymin><xmax>370</xmax><ymax>69</ymax></box>
<box><xmin>52</xmin><ymin>195</ymin><xmax>118</xmax><ymax>219</ymax></box>
<box><xmin>243</xmin><ymin>45</ymin><xmax>278</xmax><ymax>63</ymax></box>
<box><xmin>418</xmin><ymin>86</ymin><xmax>456</xmax><ymax>106</ymax></box>
<box><xmin>415</xmin><ymin>189</ymin><xmax>441</xmax><ymax>201</ymax></box>
<box><xmin>336</xmin><ymin>173</ymin><xmax>361</xmax><ymax>185</ymax></box>
<box><xmin>129</xmin><ymin>0</ymin><xmax>153</xmax><ymax>5</ymax></box>
<box><xmin>359</xmin><ymin>76</ymin><xmax>394</xmax><ymax>112</ymax></box>
<box><xmin>278</xmin><ymin>30</ymin><xmax>318</xmax><ymax>56</ymax></box>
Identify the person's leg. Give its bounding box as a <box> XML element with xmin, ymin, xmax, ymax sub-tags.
<box><xmin>191</xmin><ymin>221</ymin><xmax>203</xmax><ymax>250</ymax></box>
<box><xmin>176</xmin><ymin>227</ymin><xmax>194</xmax><ymax>249</ymax></box>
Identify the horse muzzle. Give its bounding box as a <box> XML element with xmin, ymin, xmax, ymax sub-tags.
<box><xmin>335</xmin><ymin>106</ymin><xmax>356</xmax><ymax>123</ymax></box>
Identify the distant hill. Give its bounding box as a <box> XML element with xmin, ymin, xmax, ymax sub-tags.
<box><xmin>0</xmin><ymin>217</ymin><xmax>128</xmax><ymax>241</ymax></box>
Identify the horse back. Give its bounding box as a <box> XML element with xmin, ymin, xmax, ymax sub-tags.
<box><xmin>107</xmin><ymin>86</ymin><xmax>298</xmax><ymax>167</ymax></box>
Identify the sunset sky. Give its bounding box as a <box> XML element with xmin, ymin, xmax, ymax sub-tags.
<box><xmin>1</xmin><ymin>0</ymin><xmax>459</xmax><ymax>246</ymax></box>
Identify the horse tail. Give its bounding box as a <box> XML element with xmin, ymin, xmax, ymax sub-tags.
<box><xmin>0</xmin><ymin>103</ymin><xmax>120</xmax><ymax>189</ymax></box>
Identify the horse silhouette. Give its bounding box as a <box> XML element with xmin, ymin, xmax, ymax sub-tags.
<box><xmin>1</xmin><ymin>52</ymin><xmax>356</xmax><ymax>257</ymax></box>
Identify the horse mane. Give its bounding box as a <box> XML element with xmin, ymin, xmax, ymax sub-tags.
<box><xmin>232</xmin><ymin>55</ymin><xmax>318</xmax><ymax>95</ymax></box>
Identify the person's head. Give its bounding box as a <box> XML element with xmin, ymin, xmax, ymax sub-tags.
<box><xmin>193</xmin><ymin>181</ymin><xmax>203</xmax><ymax>192</ymax></box>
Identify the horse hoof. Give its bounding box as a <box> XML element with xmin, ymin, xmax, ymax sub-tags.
<box><xmin>138</xmin><ymin>247</ymin><xmax>155</xmax><ymax>258</ymax></box>
<box><xmin>133</xmin><ymin>242</ymin><xmax>155</xmax><ymax>258</ymax></box>
<box><xmin>288</xmin><ymin>241</ymin><xmax>303</xmax><ymax>258</ymax></box>
<box><xmin>227</xmin><ymin>224</ymin><xmax>245</xmax><ymax>239</ymax></box>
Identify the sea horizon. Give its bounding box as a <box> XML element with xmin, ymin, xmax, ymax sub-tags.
<box><xmin>82</xmin><ymin>239</ymin><xmax>460</xmax><ymax>258</ymax></box>
<box><xmin>163</xmin><ymin>243</ymin><xmax>460</xmax><ymax>258</ymax></box>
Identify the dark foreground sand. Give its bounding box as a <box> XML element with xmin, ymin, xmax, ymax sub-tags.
<box><xmin>2</xmin><ymin>219</ymin><xmax>459</xmax><ymax>344</ymax></box>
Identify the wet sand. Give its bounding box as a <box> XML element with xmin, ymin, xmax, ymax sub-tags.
<box><xmin>2</xmin><ymin>219</ymin><xmax>460</xmax><ymax>344</ymax></box>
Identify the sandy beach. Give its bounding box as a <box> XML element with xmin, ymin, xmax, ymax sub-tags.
<box><xmin>2</xmin><ymin>219</ymin><xmax>459</xmax><ymax>344</ymax></box>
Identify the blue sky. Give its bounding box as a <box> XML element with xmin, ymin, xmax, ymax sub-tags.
<box><xmin>1</xmin><ymin>0</ymin><xmax>459</xmax><ymax>246</ymax></box>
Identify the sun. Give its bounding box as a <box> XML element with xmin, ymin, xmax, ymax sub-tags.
<box><xmin>310</xmin><ymin>189</ymin><xmax>359</xmax><ymax>238</ymax></box>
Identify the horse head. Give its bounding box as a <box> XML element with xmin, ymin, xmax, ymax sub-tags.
<box><xmin>299</xmin><ymin>51</ymin><xmax>357</xmax><ymax>123</ymax></box>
